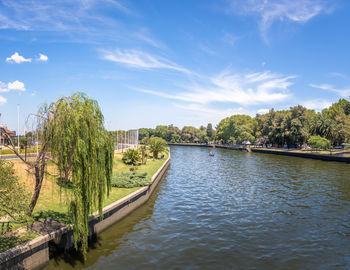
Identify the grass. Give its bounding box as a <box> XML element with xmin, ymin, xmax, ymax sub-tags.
<box><xmin>0</xmin><ymin>230</ymin><xmax>40</xmax><ymax>253</ymax></box>
<box><xmin>0</xmin><ymin>150</ymin><xmax>169</xmax><ymax>253</ymax></box>
<box><xmin>0</xmin><ymin>147</ymin><xmax>40</xmax><ymax>156</ymax></box>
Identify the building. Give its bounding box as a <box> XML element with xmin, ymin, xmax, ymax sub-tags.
<box><xmin>0</xmin><ymin>125</ymin><xmax>16</xmax><ymax>146</ymax></box>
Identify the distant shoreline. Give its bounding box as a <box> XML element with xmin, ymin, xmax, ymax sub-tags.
<box><xmin>168</xmin><ymin>143</ymin><xmax>350</xmax><ymax>163</ymax></box>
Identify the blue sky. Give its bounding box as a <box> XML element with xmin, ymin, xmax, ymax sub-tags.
<box><xmin>1</xmin><ymin>0</ymin><xmax>350</xmax><ymax>132</ymax></box>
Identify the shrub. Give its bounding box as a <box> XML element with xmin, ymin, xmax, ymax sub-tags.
<box><xmin>149</xmin><ymin>137</ymin><xmax>168</xmax><ymax>159</ymax></box>
<box><xmin>122</xmin><ymin>149</ymin><xmax>141</xmax><ymax>165</ymax></box>
<box><xmin>139</xmin><ymin>145</ymin><xmax>148</xmax><ymax>164</ymax></box>
<box><xmin>0</xmin><ymin>160</ymin><xmax>31</xmax><ymax>233</ymax></box>
<box><xmin>111</xmin><ymin>172</ymin><xmax>151</xmax><ymax>188</ymax></box>
<box><xmin>308</xmin><ymin>135</ymin><xmax>332</xmax><ymax>150</ymax></box>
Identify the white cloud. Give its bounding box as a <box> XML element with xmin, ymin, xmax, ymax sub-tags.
<box><xmin>6</xmin><ymin>52</ymin><xmax>31</xmax><ymax>64</ymax></box>
<box><xmin>227</xmin><ymin>0</ymin><xmax>331</xmax><ymax>42</ymax></box>
<box><xmin>8</xmin><ymin>80</ymin><xmax>26</xmax><ymax>91</ymax></box>
<box><xmin>301</xmin><ymin>99</ymin><xmax>332</xmax><ymax>111</ymax></box>
<box><xmin>0</xmin><ymin>80</ymin><xmax>26</xmax><ymax>92</ymax></box>
<box><xmin>0</xmin><ymin>1</ymin><xmax>154</xmax><ymax>46</ymax></box>
<box><xmin>309</xmin><ymin>83</ymin><xmax>350</xmax><ymax>97</ymax></box>
<box><xmin>329</xmin><ymin>72</ymin><xmax>347</xmax><ymax>78</ymax></box>
<box><xmin>37</xmin><ymin>53</ymin><xmax>48</xmax><ymax>61</ymax></box>
<box><xmin>138</xmin><ymin>70</ymin><xmax>294</xmax><ymax>106</ymax></box>
<box><xmin>0</xmin><ymin>96</ymin><xmax>6</xmax><ymax>105</ymax></box>
<box><xmin>257</xmin><ymin>108</ymin><xmax>269</xmax><ymax>114</ymax></box>
<box><xmin>102</xmin><ymin>49</ymin><xmax>193</xmax><ymax>74</ymax></box>
<box><xmin>174</xmin><ymin>103</ymin><xmax>253</xmax><ymax>117</ymax></box>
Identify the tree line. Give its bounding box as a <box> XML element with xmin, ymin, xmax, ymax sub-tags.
<box><xmin>139</xmin><ymin>99</ymin><xmax>350</xmax><ymax>147</ymax></box>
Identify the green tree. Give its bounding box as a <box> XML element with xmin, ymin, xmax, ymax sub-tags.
<box><xmin>308</xmin><ymin>135</ymin><xmax>332</xmax><ymax>150</ymax></box>
<box><xmin>0</xmin><ymin>160</ymin><xmax>31</xmax><ymax>231</ymax></box>
<box><xmin>140</xmin><ymin>145</ymin><xmax>148</xmax><ymax>164</ymax></box>
<box><xmin>216</xmin><ymin>115</ymin><xmax>256</xmax><ymax>144</ymax></box>
<box><xmin>45</xmin><ymin>92</ymin><xmax>114</xmax><ymax>257</ymax></box>
<box><xmin>206</xmin><ymin>123</ymin><xmax>214</xmax><ymax>139</ymax></box>
<box><xmin>310</xmin><ymin>112</ymin><xmax>338</xmax><ymax>143</ymax></box>
<box><xmin>155</xmin><ymin>125</ymin><xmax>169</xmax><ymax>140</ymax></box>
<box><xmin>122</xmin><ymin>149</ymin><xmax>141</xmax><ymax>166</ymax></box>
<box><xmin>283</xmin><ymin>105</ymin><xmax>310</xmax><ymax>146</ymax></box>
<box><xmin>149</xmin><ymin>137</ymin><xmax>168</xmax><ymax>158</ymax></box>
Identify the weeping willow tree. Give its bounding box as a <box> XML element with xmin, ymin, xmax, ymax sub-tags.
<box><xmin>45</xmin><ymin>92</ymin><xmax>114</xmax><ymax>257</ymax></box>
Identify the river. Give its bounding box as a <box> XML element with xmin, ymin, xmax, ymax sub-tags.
<box><xmin>45</xmin><ymin>146</ymin><xmax>350</xmax><ymax>269</ymax></box>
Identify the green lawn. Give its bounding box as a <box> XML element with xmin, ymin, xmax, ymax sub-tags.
<box><xmin>0</xmin><ymin>150</ymin><xmax>169</xmax><ymax>253</ymax></box>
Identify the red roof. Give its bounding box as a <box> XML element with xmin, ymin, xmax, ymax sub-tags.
<box><xmin>1</xmin><ymin>127</ymin><xmax>15</xmax><ymax>135</ymax></box>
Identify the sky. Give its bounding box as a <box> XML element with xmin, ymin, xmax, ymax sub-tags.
<box><xmin>1</xmin><ymin>0</ymin><xmax>350</xmax><ymax>133</ymax></box>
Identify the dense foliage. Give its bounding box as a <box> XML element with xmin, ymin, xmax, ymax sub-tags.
<box><xmin>308</xmin><ymin>136</ymin><xmax>332</xmax><ymax>150</ymax></box>
<box><xmin>0</xmin><ymin>160</ymin><xmax>31</xmax><ymax>232</ymax></box>
<box><xmin>111</xmin><ymin>172</ymin><xmax>151</xmax><ymax>188</ymax></box>
<box><xmin>122</xmin><ymin>149</ymin><xmax>141</xmax><ymax>165</ymax></box>
<box><xmin>46</xmin><ymin>92</ymin><xmax>114</xmax><ymax>257</ymax></box>
<box><xmin>139</xmin><ymin>123</ymin><xmax>215</xmax><ymax>144</ymax></box>
<box><xmin>139</xmin><ymin>99</ymin><xmax>350</xmax><ymax>148</ymax></box>
<box><xmin>149</xmin><ymin>137</ymin><xmax>168</xmax><ymax>158</ymax></box>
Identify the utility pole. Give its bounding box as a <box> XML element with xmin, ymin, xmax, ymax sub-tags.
<box><xmin>17</xmin><ymin>104</ymin><xmax>20</xmax><ymax>154</ymax></box>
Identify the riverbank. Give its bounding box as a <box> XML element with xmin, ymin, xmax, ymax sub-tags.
<box><xmin>0</xmin><ymin>153</ymin><xmax>170</xmax><ymax>270</ymax></box>
<box><xmin>168</xmin><ymin>143</ymin><xmax>350</xmax><ymax>163</ymax></box>
<box><xmin>44</xmin><ymin>145</ymin><xmax>350</xmax><ymax>269</ymax></box>
<box><xmin>251</xmin><ymin>148</ymin><xmax>350</xmax><ymax>163</ymax></box>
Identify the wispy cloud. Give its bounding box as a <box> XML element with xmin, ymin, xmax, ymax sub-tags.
<box><xmin>221</xmin><ymin>31</ymin><xmax>240</xmax><ymax>46</ymax></box>
<box><xmin>301</xmin><ymin>98</ymin><xmax>333</xmax><ymax>111</ymax></box>
<box><xmin>37</xmin><ymin>53</ymin><xmax>48</xmax><ymax>61</ymax></box>
<box><xmin>0</xmin><ymin>0</ymin><xmax>160</xmax><ymax>46</ymax></box>
<box><xmin>132</xmin><ymin>29</ymin><xmax>165</xmax><ymax>49</ymax></box>
<box><xmin>6</xmin><ymin>52</ymin><xmax>31</xmax><ymax>63</ymax></box>
<box><xmin>329</xmin><ymin>72</ymin><xmax>347</xmax><ymax>78</ymax></box>
<box><xmin>174</xmin><ymin>103</ymin><xmax>253</xmax><ymax>117</ymax></box>
<box><xmin>0</xmin><ymin>0</ymin><xmax>131</xmax><ymax>31</ymax></box>
<box><xmin>309</xmin><ymin>83</ymin><xmax>350</xmax><ymax>97</ymax></box>
<box><xmin>257</xmin><ymin>108</ymin><xmax>269</xmax><ymax>114</ymax></box>
<box><xmin>198</xmin><ymin>43</ymin><xmax>217</xmax><ymax>55</ymax></box>
<box><xmin>137</xmin><ymin>70</ymin><xmax>295</xmax><ymax>106</ymax></box>
<box><xmin>102</xmin><ymin>49</ymin><xmax>193</xmax><ymax>74</ymax></box>
<box><xmin>226</xmin><ymin>0</ymin><xmax>332</xmax><ymax>42</ymax></box>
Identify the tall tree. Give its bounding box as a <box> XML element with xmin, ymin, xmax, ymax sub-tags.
<box><xmin>45</xmin><ymin>93</ymin><xmax>114</xmax><ymax>257</ymax></box>
<box><xmin>206</xmin><ymin>123</ymin><xmax>213</xmax><ymax>139</ymax></box>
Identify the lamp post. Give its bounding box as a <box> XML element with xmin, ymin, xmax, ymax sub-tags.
<box><xmin>17</xmin><ymin>104</ymin><xmax>20</xmax><ymax>154</ymax></box>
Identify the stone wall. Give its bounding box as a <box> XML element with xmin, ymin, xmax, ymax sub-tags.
<box><xmin>0</xmin><ymin>155</ymin><xmax>170</xmax><ymax>270</ymax></box>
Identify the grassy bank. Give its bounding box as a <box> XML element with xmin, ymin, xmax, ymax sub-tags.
<box><xmin>0</xmin><ymin>150</ymin><xmax>169</xmax><ymax>253</ymax></box>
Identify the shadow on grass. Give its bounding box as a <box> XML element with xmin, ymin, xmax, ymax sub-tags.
<box><xmin>0</xmin><ymin>231</ymin><xmax>38</xmax><ymax>253</ymax></box>
<box><xmin>33</xmin><ymin>210</ymin><xmax>71</xmax><ymax>224</ymax></box>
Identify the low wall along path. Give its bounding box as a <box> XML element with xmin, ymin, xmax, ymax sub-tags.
<box><xmin>0</xmin><ymin>155</ymin><xmax>170</xmax><ymax>270</ymax></box>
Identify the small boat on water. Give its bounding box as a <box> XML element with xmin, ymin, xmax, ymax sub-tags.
<box><xmin>209</xmin><ymin>145</ymin><xmax>215</xmax><ymax>156</ymax></box>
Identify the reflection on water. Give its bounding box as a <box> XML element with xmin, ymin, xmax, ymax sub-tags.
<box><xmin>45</xmin><ymin>146</ymin><xmax>350</xmax><ymax>270</ymax></box>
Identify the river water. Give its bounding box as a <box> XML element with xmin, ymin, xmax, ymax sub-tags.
<box><xmin>45</xmin><ymin>146</ymin><xmax>350</xmax><ymax>269</ymax></box>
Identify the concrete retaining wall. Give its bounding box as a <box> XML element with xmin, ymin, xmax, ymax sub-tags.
<box><xmin>0</xmin><ymin>155</ymin><xmax>170</xmax><ymax>270</ymax></box>
<box><xmin>251</xmin><ymin>148</ymin><xmax>350</xmax><ymax>163</ymax></box>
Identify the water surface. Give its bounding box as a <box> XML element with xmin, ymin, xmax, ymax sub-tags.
<box><xmin>46</xmin><ymin>146</ymin><xmax>350</xmax><ymax>269</ymax></box>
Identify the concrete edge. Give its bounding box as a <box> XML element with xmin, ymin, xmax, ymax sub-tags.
<box><xmin>251</xmin><ymin>148</ymin><xmax>350</xmax><ymax>163</ymax></box>
<box><xmin>0</xmin><ymin>153</ymin><xmax>170</xmax><ymax>266</ymax></box>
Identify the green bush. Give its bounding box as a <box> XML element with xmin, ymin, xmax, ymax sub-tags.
<box><xmin>0</xmin><ymin>160</ymin><xmax>31</xmax><ymax>233</ymax></box>
<box><xmin>308</xmin><ymin>135</ymin><xmax>332</xmax><ymax>150</ymax></box>
<box><xmin>122</xmin><ymin>149</ymin><xmax>141</xmax><ymax>165</ymax></box>
<box><xmin>149</xmin><ymin>137</ymin><xmax>168</xmax><ymax>159</ymax></box>
<box><xmin>111</xmin><ymin>172</ymin><xmax>151</xmax><ymax>188</ymax></box>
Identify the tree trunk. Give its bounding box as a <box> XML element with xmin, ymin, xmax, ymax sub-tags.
<box><xmin>27</xmin><ymin>163</ymin><xmax>45</xmax><ymax>215</ymax></box>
